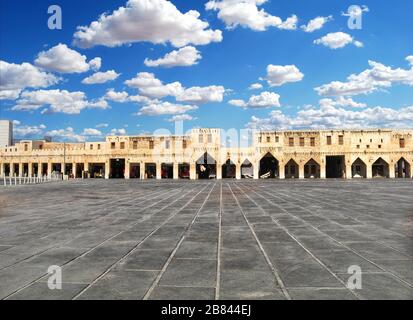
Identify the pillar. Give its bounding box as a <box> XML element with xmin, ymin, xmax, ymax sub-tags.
<box><xmin>72</xmin><ymin>162</ymin><xmax>77</xmax><ymax>178</ymax></box>
<box><xmin>190</xmin><ymin>163</ymin><xmax>196</xmax><ymax>180</ymax></box>
<box><xmin>19</xmin><ymin>163</ymin><xmax>23</xmax><ymax>177</ymax></box>
<box><xmin>140</xmin><ymin>162</ymin><xmax>145</xmax><ymax>180</ymax></box>
<box><xmin>173</xmin><ymin>163</ymin><xmax>179</xmax><ymax>180</ymax></box>
<box><xmin>299</xmin><ymin>164</ymin><xmax>305</xmax><ymax>179</ymax></box>
<box><xmin>125</xmin><ymin>160</ymin><xmax>130</xmax><ymax>179</ymax></box>
<box><xmin>320</xmin><ymin>163</ymin><xmax>326</xmax><ymax>179</ymax></box>
<box><xmin>235</xmin><ymin>164</ymin><xmax>241</xmax><ymax>180</ymax></box>
<box><xmin>47</xmin><ymin>162</ymin><xmax>52</xmax><ymax>177</ymax></box>
<box><xmin>83</xmin><ymin>162</ymin><xmax>88</xmax><ymax>178</ymax></box>
<box><xmin>389</xmin><ymin>161</ymin><xmax>396</xmax><ymax>179</ymax></box>
<box><xmin>0</xmin><ymin>162</ymin><xmax>4</xmax><ymax>177</ymax></box>
<box><xmin>366</xmin><ymin>164</ymin><xmax>373</xmax><ymax>179</ymax></box>
<box><xmin>28</xmin><ymin>163</ymin><xmax>33</xmax><ymax>177</ymax></box>
<box><xmin>216</xmin><ymin>164</ymin><xmax>222</xmax><ymax>180</ymax></box>
<box><xmin>345</xmin><ymin>162</ymin><xmax>352</xmax><ymax>179</ymax></box>
<box><xmin>38</xmin><ymin>162</ymin><xmax>43</xmax><ymax>176</ymax></box>
<box><xmin>279</xmin><ymin>162</ymin><xmax>285</xmax><ymax>180</ymax></box>
<box><xmin>156</xmin><ymin>163</ymin><xmax>162</xmax><ymax>180</ymax></box>
<box><xmin>253</xmin><ymin>162</ymin><xmax>259</xmax><ymax>180</ymax></box>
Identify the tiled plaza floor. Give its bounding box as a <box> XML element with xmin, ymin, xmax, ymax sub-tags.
<box><xmin>0</xmin><ymin>179</ymin><xmax>412</xmax><ymax>300</ymax></box>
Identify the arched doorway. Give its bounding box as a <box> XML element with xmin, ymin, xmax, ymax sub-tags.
<box><xmin>259</xmin><ymin>153</ymin><xmax>279</xmax><ymax>179</ymax></box>
<box><xmin>222</xmin><ymin>159</ymin><xmax>236</xmax><ymax>179</ymax></box>
<box><xmin>161</xmin><ymin>163</ymin><xmax>173</xmax><ymax>179</ymax></box>
<box><xmin>241</xmin><ymin>159</ymin><xmax>253</xmax><ymax>179</ymax></box>
<box><xmin>285</xmin><ymin>159</ymin><xmax>299</xmax><ymax>179</ymax></box>
<box><xmin>110</xmin><ymin>159</ymin><xmax>125</xmax><ymax>179</ymax></box>
<box><xmin>196</xmin><ymin>153</ymin><xmax>217</xmax><ymax>179</ymax></box>
<box><xmin>304</xmin><ymin>159</ymin><xmax>320</xmax><ymax>179</ymax></box>
<box><xmin>395</xmin><ymin>158</ymin><xmax>411</xmax><ymax>178</ymax></box>
<box><xmin>179</xmin><ymin>163</ymin><xmax>190</xmax><ymax>179</ymax></box>
<box><xmin>351</xmin><ymin>158</ymin><xmax>367</xmax><ymax>178</ymax></box>
<box><xmin>372</xmin><ymin>158</ymin><xmax>389</xmax><ymax>178</ymax></box>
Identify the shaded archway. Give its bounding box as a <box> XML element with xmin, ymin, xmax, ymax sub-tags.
<box><xmin>222</xmin><ymin>159</ymin><xmax>236</xmax><ymax>179</ymax></box>
<box><xmin>179</xmin><ymin>163</ymin><xmax>190</xmax><ymax>179</ymax></box>
<box><xmin>241</xmin><ymin>159</ymin><xmax>253</xmax><ymax>179</ymax></box>
<box><xmin>304</xmin><ymin>159</ymin><xmax>320</xmax><ymax>179</ymax></box>
<box><xmin>161</xmin><ymin>163</ymin><xmax>173</xmax><ymax>179</ymax></box>
<box><xmin>326</xmin><ymin>156</ymin><xmax>345</xmax><ymax>178</ymax></box>
<box><xmin>145</xmin><ymin>163</ymin><xmax>156</xmax><ymax>179</ymax></box>
<box><xmin>372</xmin><ymin>158</ymin><xmax>389</xmax><ymax>178</ymax></box>
<box><xmin>110</xmin><ymin>159</ymin><xmax>125</xmax><ymax>179</ymax></box>
<box><xmin>130</xmin><ymin>163</ymin><xmax>140</xmax><ymax>179</ymax></box>
<box><xmin>351</xmin><ymin>158</ymin><xmax>367</xmax><ymax>178</ymax></box>
<box><xmin>259</xmin><ymin>153</ymin><xmax>279</xmax><ymax>179</ymax></box>
<box><xmin>90</xmin><ymin>163</ymin><xmax>105</xmax><ymax>178</ymax></box>
<box><xmin>285</xmin><ymin>159</ymin><xmax>299</xmax><ymax>179</ymax></box>
<box><xmin>395</xmin><ymin>158</ymin><xmax>411</xmax><ymax>178</ymax></box>
<box><xmin>196</xmin><ymin>153</ymin><xmax>217</xmax><ymax>179</ymax></box>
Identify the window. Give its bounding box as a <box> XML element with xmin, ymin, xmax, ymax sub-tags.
<box><xmin>357</xmin><ymin>145</ymin><xmax>360</xmax><ymax>149</ymax></box>
<box><xmin>24</xmin><ymin>144</ymin><xmax>28</xmax><ymax>151</ymax></box>
<box><xmin>258</xmin><ymin>137</ymin><xmax>262</xmax><ymax>143</ymax></box>
<box><xmin>300</xmin><ymin>137</ymin><xmax>305</xmax><ymax>147</ymax></box>
<box><xmin>289</xmin><ymin>137</ymin><xmax>294</xmax><ymax>147</ymax></box>
<box><xmin>120</xmin><ymin>142</ymin><xmax>125</xmax><ymax>149</ymax></box>
<box><xmin>111</xmin><ymin>142</ymin><xmax>116</xmax><ymax>149</ymax></box>
<box><xmin>339</xmin><ymin>135</ymin><xmax>344</xmax><ymax>145</ymax></box>
<box><xmin>310</xmin><ymin>137</ymin><xmax>315</xmax><ymax>147</ymax></box>
<box><xmin>366</xmin><ymin>145</ymin><xmax>370</xmax><ymax>149</ymax></box>
<box><xmin>97</xmin><ymin>144</ymin><xmax>101</xmax><ymax>150</ymax></box>
<box><xmin>327</xmin><ymin>136</ymin><xmax>332</xmax><ymax>145</ymax></box>
<box><xmin>267</xmin><ymin>136</ymin><xmax>271</xmax><ymax>143</ymax></box>
<box><xmin>149</xmin><ymin>140</ymin><xmax>154</xmax><ymax>149</ymax></box>
<box><xmin>199</xmin><ymin>134</ymin><xmax>203</xmax><ymax>143</ymax></box>
<box><xmin>165</xmin><ymin>140</ymin><xmax>170</xmax><ymax>149</ymax></box>
<box><xmin>90</xmin><ymin>144</ymin><xmax>93</xmax><ymax>150</ymax></box>
<box><xmin>400</xmin><ymin>138</ymin><xmax>405</xmax><ymax>148</ymax></box>
<box><xmin>183</xmin><ymin>140</ymin><xmax>187</xmax><ymax>149</ymax></box>
<box><xmin>378</xmin><ymin>145</ymin><xmax>382</xmax><ymax>149</ymax></box>
<box><xmin>275</xmin><ymin>136</ymin><xmax>279</xmax><ymax>143</ymax></box>
<box><xmin>133</xmin><ymin>141</ymin><xmax>138</xmax><ymax>150</ymax></box>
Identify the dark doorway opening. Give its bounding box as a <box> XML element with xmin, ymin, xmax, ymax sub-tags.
<box><xmin>145</xmin><ymin>163</ymin><xmax>156</xmax><ymax>179</ymax></box>
<box><xmin>32</xmin><ymin>163</ymin><xmax>38</xmax><ymax>176</ymax></box>
<box><xmin>52</xmin><ymin>163</ymin><xmax>62</xmax><ymax>173</ymax></box>
<box><xmin>285</xmin><ymin>159</ymin><xmax>299</xmax><ymax>179</ymax></box>
<box><xmin>395</xmin><ymin>158</ymin><xmax>411</xmax><ymax>178</ymax></box>
<box><xmin>179</xmin><ymin>163</ymin><xmax>190</xmax><ymax>179</ymax></box>
<box><xmin>259</xmin><ymin>153</ymin><xmax>279</xmax><ymax>179</ymax></box>
<box><xmin>23</xmin><ymin>163</ymin><xmax>29</xmax><ymax>176</ymax></box>
<box><xmin>110</xmin><ymin>159</ymin><xmax>125</xmax><ymax>179</ymax></box>
<box><xmin>326</xmin><ymin>156</ymin><xmax>345</xmax><ymax>178</ymax></box>
<box><xmin>76</xmin><ymin>163</ymin><xmax>84</xmax><ymax>178</ymax></box>
<box><xmin>241</xmin><ymin>160</ymin><xmax>253</xmax><ymax>179</ymax></box>
<box><xmin>222</xmin><ymin>159</ymin><xmax>236</xmax><ymax>179</ymax></box>
<box><xmin>304</xmin><ymin>159</ymin><xmax>320</xmax><ymax>179</ymax></box>
<box><xmin>64</xmin><ymin>163</ymin><xmax>73</xmax><ymax>176</ymax></box>
<box><xmin>90</xmin><ymin>163</ymin><xmax>105</xmax><ymax>178</ymax></box>
<box><xmin>130</xmin><ymin>164</ymin><xmax>140</xmax><ymax>179</ymax></box>
<box><xmin>4</xmin><ymin>164</ymin><xmax>10</xmax><ymax>176</ymax></box>
<box><xmin>372</xmin><ymin>158</ymin><xmax>389</xmax><ymax>178</ymax></box>
<box><xmin>42</xmin><ymin>163</ymin><xmax>48</xmax><ymax>176</ymax></box>
<box><xmin>352</xmin><ymin>158</ymin><xmax>367</xmax><ymax>178</ymax></box>
<box><xmin>162</xmin><ymin>163</ymin><xmax>173</xmax><ymax>179</ymax></box>
<box><xmin>196</xmin><ymin>153</ymin><xmax>217</xmax><ymax>179</ymax></box>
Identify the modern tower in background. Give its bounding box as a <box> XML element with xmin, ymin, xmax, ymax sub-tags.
<box><xmin>0</xmin><ymin>120</ymin><xmax>13</xmax><ymax>147</ymax></box>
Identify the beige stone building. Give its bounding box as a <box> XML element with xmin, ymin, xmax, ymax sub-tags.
<box><xmin>0</xmin><ymin>128</ymin><xmax>412</xmax><ymax>180</ymax></box>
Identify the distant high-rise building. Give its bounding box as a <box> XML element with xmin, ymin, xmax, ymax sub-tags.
<box><xmin>0</xmin><ymin>120</ymin><xmax>13</xmax><ymax>147</ymax></box>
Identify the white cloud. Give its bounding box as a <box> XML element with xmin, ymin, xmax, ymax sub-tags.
<box><xmin>89</xmin><ymin>57</ymin><xmax>102</xmax><ymax>71</ymax></box>
<box><xmin>249</xmin><ymin>83</ymin><xmax>263</xmax><ymax>90</ymax></box>
<box><xmin>144</xmin><ymin>46</ymin><xmax>201</xmax><ymax>68</ymax></box>
<box><xmin>125</xmin><ymin>72</ymin><xmax>225</xmax><ymax>103</ymax></box>
<box><xmin>319</xmin><ymin>97</ymin><xmax>367</xmax><ymax>108</ymax></box>
<box><xmin>229</xmin><ymin>91</ymin><xmax>280</xmax><ymax>109</ymax></box>
<box><xmin>0</xmin><ymin>89</ymin><xmax>21</xmax><ymax>100</ymax></box>
<box><xmin>138</xmin><ymin>101</ymin><xmax>198</xmax><ymax>116</ymax></box>
<box><xmin>46</xmin><ymin>127</ymin><xmax>86</xmax><ymax>142</ymax></box>
<box><xmin>262</xmin><ymin>64</ymin><xmax>304</xmax><ymax>87</ymax></box>
<box><xmin>315</xmin><ymin>57</ymin><xmax>413</xmax><ymax>96</ymax></box>
<box><xmin>14</xmin><ymin>123</ymin><xmax>46</xmax><ymax>138</ymax></box>
<box><xmin>301</xmin><ymin>16</ymin><xmax>332</xmax><ymax>33</ymax></box>
<box><xmin>167</xmin><ymin>114</ymin><xmax>196</xmax><ymax>122</ymax></box>
<box><xmin>406</xmin><ymin>56</ymin><xmax>413</xmax><ymax>66</ymax></box>
<box><xmin>82</xmin><ymin>128</ymin><xmax>102</xmax><ymax>136</ymax></box>
<box><xmin>82</xmin><ymin>70</ymin><xmax>120</xmax><ymax>84</ymax></box>
<box><xmin>35</xmin><ymin>43</ymin><xmax>100</xmax><ymax>73</ymax></box>
<box><xmin>73</xmin><ymin>0</ymin><xmax>222</xmax><ymax>48</ymax></box>
<box><xmin>12</xmin><ymin>89</ymin><xmax>109</xmax><ymax>114</ymax></box>
<box><xmin>96</xmin><ymin>123</ymin><xmax>109</xmax><ymax>128</ymax></box>
<box><xmin>314</xmin><ymin>32</ymin><xmax>363</xmax><ymax>49</ymax></box>
<box><xmin>278</xmin><ymin>15</ymin><xmax>298</xmax><ymax>30</ymax></box>
<box><xmin>0</xmin><ymin>60</ymin><xmax>59</xmax><ymax>93</ymax></box>
<box><xmin>342</xmin><ymin>5</ymin><xmax>369</xmax><ymax>18</ymax></box>
<box><xmin>104</xmin><ymin>89</ymin><xmax>129</xmax><ymax>102</ymax></box>
<box><xmin>205</xmin><ymin>0</ymin><xmax>297</xmax><ymax>31</ymax></box>
<box><xmin>110</xmin><ymin>128</ymin><xmax>127</xmax><ymax>135</ymax></box>
<box><xmin>247</xmin><ymin>105</ymin><xmax>413</xmax><ymax>130</ymax></box>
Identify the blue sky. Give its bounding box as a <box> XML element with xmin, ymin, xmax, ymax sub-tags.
<box><xmin>0</xmin><ymin>0</ymin><xmax>412</xmax><ymax>142</ymax></box>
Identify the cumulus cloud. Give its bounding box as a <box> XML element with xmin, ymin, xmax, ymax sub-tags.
<box><xmin>249</xmin><ymin>83</ymin><xmax>263</xmax><ymax>90</ymax></box>
<box><xmin>82</xmin><ymin>128</ymin><xmax>102</xmax><ymax>136</ymax></box>
<box><xmin>35</xmin><ymin>43</ymin><xmax>100</xmax><ymax>73</ymax></box>
<box><xmin>0</xmin><ymin>60</ymin><xmax>59</xmax><ymax>96</ymax></box>
<box><xmin>45</xmin><ymin>127</ymin><xmax>86</xmax><ymax>142</ymax></box>
<box><xmin>13</xmin><ymin>123</ymin><xmax>46</xmax><ymax>138</ymax></box>
<box><xmin>319</xmin><ymin>97</ymin><xmax>367</xmax><ymax>108</ymax></box>
<box><xmin>125</xmin><ymin>72</ymin><xmax>225</xmax><ymax>103</ymax></box>
<box><xmin>73</xmin><ymin>0</ymin><xmax>222</xmax><ymax>48</ymax></box>
<box><xmin>110</xmin><ymin>128</ymin><xmax>127</xmax><ymax>135</ymax></box>
<box><xmin>205</xmin><ymin>0</ymin><xmax>297</xmax><ymax>31</ymax></box>
<box><xmin>82</xmin><ymin>70</ymin><xmax>120</xmax><ymax>84</ymax></box>
<box><xmin>229</xmin><ymin>91</ymin><xmax>280</xmax><ymax>109</ymax></box>
<box><xmin>406</xmin><ymin>56</ymin><xmax>413</xmax><ymax>66</ymax></box>
<box><xmin>262</xmin><ymin>64</ymin><xmax>304</xmax><ymax>87</ymax></box>
<box><xmin>247</xmin><ymin>105</ymin><xmax>413</xmax><ymax>130</ymax></box>
<box><xmin>315</xmin><ymin>57</ymin><xmax>413</xmax><ymax>96</ymax></box>
<box><xmin>104</xmin><ymin>88</ymin><xmax>154</xmax><ymax>104</ymax></box>
<box><xmin>314</xmin><ymin>32</ymin><xmax>363</xmax><ymax>49</ymax></box>
<box><xmin>167</xmin><ymin>114</ymin><xmax>196</xmax><ymax>122</ymax></box>
<box><xmin>96</xmin><ymin>123</ymin><xmax>109</xmax><ymax>128</ymax></box>
<box><xmin>144</xmin><ymin>46</ymin><xmax>202</xmax><ymax>68</ymax></box>
<box><xmin>301</xmin><ymin>16</ymin><xmax>333</xmax><ymax>33</ymax></box>
<box><xmin>89</xmin><ymin>57</ymin><xmax>102</xmax><ymax>71</ymax></box>
<box><xmin>138</xmin><ymin>101</ymin><xmax>198</xmax><ymax>116</ymax></box>
<box><xmin>12</xmin><ymin>89</ymin><xmax>109</xmax><ymax>114</ymax></box>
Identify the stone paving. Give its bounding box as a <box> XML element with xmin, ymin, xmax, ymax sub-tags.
<box><xmin>0</xmin><ymin>179</ymin><xmax>412</xmax><ymax>300</ymax></box>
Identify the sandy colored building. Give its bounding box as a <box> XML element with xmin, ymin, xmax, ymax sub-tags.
<box><xmin>0</xmin><ymin>128</ymin><xmax>412</xmax><ymax>180</ymax></box>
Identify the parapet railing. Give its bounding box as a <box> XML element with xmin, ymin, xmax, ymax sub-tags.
<box><xmin>1</xmin><ymin>172</ymin><xmax>63</xmax><ymax>186</ymax></box>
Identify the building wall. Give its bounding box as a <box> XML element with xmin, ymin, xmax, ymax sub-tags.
<box><xmin>0</xmin><ymin>128</ymin><xmax>412</xmax><ymax>179</ymax></box>
<box><xmin>0</xmin><ymin>120</ymin><xmax>12</xmax><ymax>148</ymax></box>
